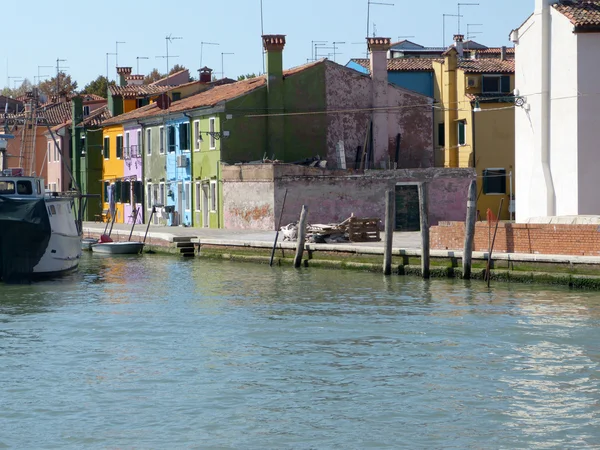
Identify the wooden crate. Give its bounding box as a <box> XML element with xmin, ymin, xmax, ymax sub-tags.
<box><xmin>347</xmin><ymin>217</ymin><xmax>381</xmax><ymax>242</ymax></box>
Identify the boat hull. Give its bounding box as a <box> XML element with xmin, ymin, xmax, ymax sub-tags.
<box><xmin>82</xmin><ymin>238</ymin><xmax>98</xmax><ymax>251</ymax></box>
<box><xmin>91</xmin><ymin>242</ymin><xmax>144</xmax><ymax>255</ymax></box>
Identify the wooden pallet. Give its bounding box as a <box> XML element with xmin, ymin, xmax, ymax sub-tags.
<box><xmin>347</xmin><ymin>217</ymin><xmax>381</xmax><ymax>242</ymax></box>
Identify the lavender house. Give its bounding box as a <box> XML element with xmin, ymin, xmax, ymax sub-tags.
<box><xmin>123</xmin><ymin>123</ymin><xmax>144</xmax><ymax>224</ymax></box>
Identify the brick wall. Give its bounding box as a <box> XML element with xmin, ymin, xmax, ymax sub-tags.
<box><xmin>431</xmin><ymin>221</ymin><xmax>600</xmax><ymax>256</ymax></box>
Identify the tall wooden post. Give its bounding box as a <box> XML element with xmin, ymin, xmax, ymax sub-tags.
<box><xmin>462</xmin><ymin>180</ymin><xmax>477</xmax><ymax>279</ymax></box>
<box><xmin>419</xmin><ymin>182</ymin><xmax>430</xmax><ymax>279</ymax></box>
<box><xmin>383</xmin><ymin>190</ymin><xmax>395</xmax><ymax>275</ymax></box>
<box><xmin>294</xmin><ymin>205</ymin><xmax>308</xmax><ymax>268</ymax></box>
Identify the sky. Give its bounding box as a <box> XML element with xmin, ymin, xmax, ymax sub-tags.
<box><xmin>3</xmin><ymin>0</ymin><xmax>534</xmax><ymax>90</ymax></box>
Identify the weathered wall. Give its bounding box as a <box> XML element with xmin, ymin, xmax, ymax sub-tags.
<box><xmin>324</xmin><ymin>63</ymin><xmax>434</xmax><ymax>171</ymax></box>
<box><xmin>431</xmin><ymin>221</ymin><xmax>600</xmax><ymax>256</ymax></box>
<box><xmin>222</xmin><ymin>164</ymin><xmax>474</xmax><ymax>230</ymax></box>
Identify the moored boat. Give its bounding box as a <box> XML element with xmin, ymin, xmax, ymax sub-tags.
<box><xmin>91</xmin><ymin>241</ymin><xmax>144</xmax><ymax>255</ymax></box>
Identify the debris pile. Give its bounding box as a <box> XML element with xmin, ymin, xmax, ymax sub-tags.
<box><xmin>281</xmin><ymin>216</ymin><xmax>381</xmax><ymax>243</ymax></box>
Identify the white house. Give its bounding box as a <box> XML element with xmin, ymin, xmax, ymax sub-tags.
<box><xmin>512</xmin><ymin>0</ymin><xmax>600</xmax><ymax>222</ymax></box>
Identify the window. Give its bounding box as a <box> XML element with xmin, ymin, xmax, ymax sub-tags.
<box><xmin>153</xmin><ymin>185</ymin><xmax>159</xmax><ymax>207</ymax></box>
<box><xmin>185</xmin><ymin>182</ymin><xmax>191</xmax><ymax>211</ymax></box>
<box><xmin>482</xmin><ymin>75</ymin><xmax>511</xmax><ymax>94</ymax></box>
<box><xmin>179</xmin><ymin>122</ymin><xmax>190</xmax><ymax>151</ymax></box>
<box><xmin>136</xmin><ymin>130</ymin><xmax>141</xmax><ymax>157</ymax></box>
<box><xmin>146</xmin><ymin>128</ymin><xmax>152</xmax><ymax>156</ymax></box>
<box><xmin>114</xmin><ymin>180</ymin><xmax>122</xmax><ymax>203</ymax></box>
<box><xmin>167</xmin><ymin>126</ymin><xmax>176</xmax><ymax>152</ymax></box>
<box><xmin>133</xmin><ymin>181</ymin><xmax>142</xmax><ymax>204</ymax></box>
<box><xmin>125</xmin><ymin>132</ymin><xmax>130</xmax><ymax>159</ymax></box>
<box><xmin>47</xmin><ymin>141</ymin><xmax>51</xmax><ymax>163</ymax></box>
<box><xmin>194</xmin><ymin>121</ymin><xmax>200</xmax><ymax>151</ymax></box>
<box><xmin>210</xmin><ymin>180</ymin><xmax>217</xmax><ymax>211</ymax></box>
<box><xmin>209</xmin><ymin>118</ymin><xmax>216</xmax><ymax>149</ymax></box>
<box><xmin>437</xmin><ymin>123</ymin><xmax>445</xmax><ymax>147</ymax></box>
<box><xmin>159</xmin><ymin>183</ymin><xmax>165</xmax><ymax>206</ymax></box>
<box><xmin>159</xmin><ymin>127</ymin><xmax>165</xmax><ymax>154</ymax></box>
<box><xmin>0</xmin><ymin>181</ymin><xmax>15</xmax><ymax>194</ymax></box>
<box><xmin>122</xmin><ymin>181</ymin><xmax>131</xmax><ymax>204</ymax></box>
<box><xmin>147</xmin><ymin>183</ymin><xmax>153</xmax><ymax>209</ymax></box>
<box><xmin>83</xmin><ymin>105</ymin><xmax>90</xmax><ymax>116</ymax></box>
<box><xmin>54</xmin><ymin>143</ymin><xmax>59</xmax><ymax>162</ymax></box>
<box><xmin>116</xmin><ymin>135</ymin><xmax>123</xmax><ymax>159</ymax></box>
<box><xmin>172</xmin><ymin>92</ymin><xmax>181</xmax><ymax>101</ymax></box>
<box><xmin>458</xmin><ymin>121</ymin><xmax>466</xmax><ymax>146</ymax></box>
<box><xmin>483</xmin><ymin>169</ymin><xmax>507</xmax><ymax>195</ymax></box>
<box><xmin>103</xmin><ymin>181</ymin><xmax>110</xmax><ymax>202</ymax></box>
<box><xmin>103</xmin><ymin>136</ymin><xmax>110</xmax><ymax>159</ymax></box>
<box><xmin>16</xmin><ymin>181</ymin><xmax>33</xmax><ymax>195</ymax></box>
<box><xmin>195</xmin><ymin>182</ymin><xmax>201</xmax><ymax>211</ymax></box>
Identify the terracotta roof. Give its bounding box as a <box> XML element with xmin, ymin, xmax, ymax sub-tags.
<box><xmin>78</xmin><ymin>105</ymin><xmax>112</xmax><ymax>128</ymax></box>
<box><xmin>108</xmin><ymin>84</ymin><xmax>171</xmax><ymax>98</ymax></box>
<box><xmin>555</xmin><ymin>1</ymin><xmax>600</xmax><ymax>30</ymax></box>
<box><xmin>149</xmin><ymin>69</ymin><xmax>188</xmax><ymax>86</ymax></box>
<box><xmin>475</xmin><ymin>47</ymin><xmax>515</xmax><ymax>55</ymax></box>
<box><xmin>81</xmin><ymin>93</ymin><xmax>106</xmax><ymax>102</ymax></box>
<box><xmin>458</xmin><ymin>58</ymin><xmax>515</xmax><ymax>74</ymax></box>
<box><xmin>350</xmin><ymin>58</ymin><xmax>438</xmax><ymax>72</ymax></box>
<box><xmin>38</xmin><ymin>101</ymin><xmax>72</xmax><ymax>125</ymax></box>
<box><xmin>102</xmin><ymin>60</ymin><xmax>325</xmax><ymax>125</ymax></box>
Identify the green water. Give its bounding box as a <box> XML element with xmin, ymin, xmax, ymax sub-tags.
<box><xmin>1</xmin><ymin>253</ymin><xmax>599</xmax><ymax>449</ymax></box>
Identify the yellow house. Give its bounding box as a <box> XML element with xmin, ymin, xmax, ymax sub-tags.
<box><xmin>102</xmin><ymin>124</ymin><xmax>126</xmax><ymax>223</ymax></box>
<box><xmin>433</xmin><ymin>39</ymin><xmax>515</xmax><ymax>220</ymax></box>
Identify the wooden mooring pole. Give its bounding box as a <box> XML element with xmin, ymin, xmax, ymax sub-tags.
<box><xmin>419</xmin><ymin>182</ymin><xmax>430</xmax><ymax>279</ymax></box>
<box><xmin>383</xmin><ymin>190</ymin><xmax>395</xmax><ymax>275</ymax></box>
<box><xmin>294</xmin><ymin>205</ymin><xmax>308</xmax><ymax>268</ymax></box>
<box><xmin>462</xmin><ymin>180</ymin><xmax>477</xmax><ymax>279</ymax></box>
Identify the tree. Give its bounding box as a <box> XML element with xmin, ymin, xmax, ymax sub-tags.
<box><xmin>82</xmin><ymin>75</ymin><xmax>115</xmax><ymax>98</ymax></box>
<box><xmin>1</xmin><ymin>79</ymin><xmax>34</xmax><ymax>99</ymax></box>
<box><xmin>38</xmin><ymin>72</ymin><xmax>78</xmax><ymax>99</ymax></box>
<box><xmin>143</xmin><ymin>68</ymin><xmax>166</xmax><ymax>85</ymax></box>
<box><xmin>237</xmin><ymin>73</ymin><xmax>258</xmax><ymax>81</ymax></box>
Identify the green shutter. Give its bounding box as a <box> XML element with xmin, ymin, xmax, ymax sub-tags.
<box><xmin>116</xmin><ymin>136</ymin><xmax>123</xmax><ymax>159</ymax></box>
<box><xmin>172</xmin><ymin>92</ymin><xmax>181</xmax><ymax>101</ymax></box>
<box><xmin>438</xmin><ymin>123</ymin><xmax>445</xmax><ymax>146</ymax></box>
<box><xmin>501</xmin><ymin>76</ymin><xmax>511</xmax><ymax>94</ymax></box>
<box><xmin>103</xmin><ymin>137</ymin><xmax>110</xmax><ymax>159</ymax></box>
<box><xmin>458</xmin><ymin>121</ymin><xmax>466</xmax><ymax>146</ymax></box>
<box><xmin>104</xmin><ymin>181</ymin><xmax>109</xmax><ymax>202</ymax></box>
<box><xmin>133</xmin><ymin>181</ymin><xmax>143</xmax><ymax>204</ymax></box>
<box><xmin>115</xmin><ymin>180</ymin><xmax>122</xmax><ymax>203</ymax></box>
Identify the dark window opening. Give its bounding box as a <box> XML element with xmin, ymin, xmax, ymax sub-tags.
<box><xmin>483</xmin><ymin>169</ymin><xmax>507</xmax><ymax>194</ymax></box>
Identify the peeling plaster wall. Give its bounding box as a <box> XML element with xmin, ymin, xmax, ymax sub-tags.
<box><xmin>222</xmin><ymin>164</ymin><xmax>473</xmax><ymax>230</ymax></box>
<box><xmin>324</xmin><ymin>63</ymin><xmax>434</xmax><ymax>170</ymax></box>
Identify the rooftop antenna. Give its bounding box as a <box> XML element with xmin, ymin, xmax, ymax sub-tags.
<box><xmin>12</xmin><ymin>78</ymin><xmax>24</xmax><ymax>90</ymax></box>
<box><xmin>163</xmin><ymin>34</ymin><xmax>182</xmax><ymax>81</ymax></box>
<box><xmin>116</xmin><ymin>40</ymin><xmax>126</xmax><ymax>79</ymax></box>
<box><xmin>56</xmin><ymin>58</ymin><xmax>68</xmax><ymax>99</ymax></box>
<box><xmin>8</xmin><ymin>76</ymin><xmax>23</xmax><ymax>92</ymax></box>
<box><xmin>366</xmin><ymin>0</ymin><xmax>394</xmax><ymax>56</ymax></box>
<box><xmin>443</xmin><ymin>13</ymin><xmax>462</xmax><ymax>47</ymax></box>
<box><xmin>466</xmin><ymin>23</ymin><xmax>483</xmax><ymax>41</ymax></box>
<box><xmin>260</xmin><ymin>0</ymin><xmax>265</xmax><ymax>73</ymax></box>
<box><xmin>457</xmin><ymin>3</ymin><xmax>479</xmax><ymax>35</ymax></box>
<box><xmin>136</xmin><ymin>56</ymin><xmax>149</xmax><ymax>75</ymax></box>
<box><xmin>314</xmin><ymin>42</ymin><xmax>328</xmax><ymax>61</ymax></box>
<box><xmin>221</xmin><ymin>52</ymin><xmax>234</xmax><ymax>79</ymax></box>
<box><xmin>332</xmin><ymin>41</ymin><xmax>346</xmax><ymax>63</ymax></box>
<box><xmin>397</xmin><ymin>35</ymin><xmax>415</xmax><ymax>41</ymax></box>
<box><xmin>37</xmin><ymin>65</ymin><xmax>53</xmax><ymax>87</ymax></box>
<box><xmin>311</xmin><ymin>40</ymin><xmax>327</xmax><ymax>62</ymax></box>
<box><xmin>200</xmin><ymin>42</ymin><xmax>219</xmax><ymax>68</ymax></box>
<box><xmin>106</xmin><ymin>53</ymin><xmax>116</xmax><ymax>82</ymax></box>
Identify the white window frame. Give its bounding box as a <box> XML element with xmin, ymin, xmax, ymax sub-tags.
<box><xmin>116</xmin><ymin>134</ymin><xmax>123</xmax><ymax>160</ymax></box>
<box><xmin>147</xmin><ymin>183</ymin><xmax>153</xmax><ymax>210</ymax></box>
<box><xmin>195</xmin><ymin>182</ymin><xmax>201</xmax><ymax>212</ymax></box>
<box><xmin>210</xmin><ymin>180</ymin><xmax>217</xmax><ymax>212</ymax></box>
<box><xmin>209</xmin><ymin>117</ymin><xmax>216</xmax><ymax>150</ymax></box>
<box><xmin>54</xmin><ymin>142</ymin><xmax>59</xmax><ymax>162</ymax></box>
<box><xmin>194</xmin><ymin>120</ymin><xmax>201</xmax><ymax>152</ymax></box>
<box><xmin>146</xmin><ymin>128</ymin><xmax>152</xmax><ymax>156</ymax></box>
<box><xmin>159</xmin><ymin>182</ymin><xmax>166</xmax><ymax>206</ymax></box>
<box><xmin>185</xmin><ymin>182</ymin><xmax>191</xmax><ymax>211</ymax></box>
<box><xmin>159</xmin><ymin>126</ymin><xmax>165</xmax><ymax>155</ymax></box>
<box><xmin>136</xmin><ymin>130</ymin><xmax>141</xmax><ymax>157</ymax></box>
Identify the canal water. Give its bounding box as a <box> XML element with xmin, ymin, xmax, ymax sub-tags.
<box><xmin>1</xmin><ymin>254</ymin><xmax>599</xmax><ymax>449</ymax></box>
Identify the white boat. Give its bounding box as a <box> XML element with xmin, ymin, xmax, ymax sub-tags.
<box><xmin>82</xmin><ymin>237</ymin><xmax>98</xmax><ymax>251</ymax></box>
<box><xmin>0</xmin><ymin>170</ymin><xmax>82</xmax><ymax>281</ymax></box>
<box><xmin>91</xmin><ymin>241</ymin><xmax>144</xmax><ymax>254</ymax></box>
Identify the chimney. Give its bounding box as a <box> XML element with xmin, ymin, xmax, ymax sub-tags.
<box><xmin>198</xmin><ymin>67</ymin><xmax>213</xmax><ymax>83</ymax></box>
<box><xmin>262</xmin><ymin>35</ymin><xmax>286</xmax><ymax>159</ymax></box>
<box><xmin>453</xmin><ymin>34</ymin><xmax>464</xmax><ymax>57</ymax></box>
<box><xmin>367</xmin><ymin>37</ymin><xmax>391</xmax><ymax>169</ymax></box>
<box><xmin>500</xmin><ymin>46</ymin><xmax>507</xmax><ymax>61</ymax></box>
<box><xmin>116</xmin><ymin>67</ymin><xmax>132</xmax><ymax>87</ymax></box>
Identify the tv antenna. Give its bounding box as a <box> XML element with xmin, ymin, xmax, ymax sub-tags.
<box><xmin>200</xmin><ymin>42</ymin><xmax>219</xmax><ymax>68</ymax></box>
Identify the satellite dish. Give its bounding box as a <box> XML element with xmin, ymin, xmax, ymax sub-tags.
<box><xmin>156</xmin><ymin>93</ymin><xmax>171</xmax><ymax>110</ymax></box>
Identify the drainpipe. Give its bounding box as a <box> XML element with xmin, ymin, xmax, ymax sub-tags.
<box><xmin>539</xmin><ymin>0</ymin><xmax>556</xmax><ymax>216</ymax></box>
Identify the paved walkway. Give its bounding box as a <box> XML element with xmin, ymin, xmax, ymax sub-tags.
<box><xmin>82</xmin><ymin>222</ymin><xmax>422</xmax><ymax>249</ymax></box>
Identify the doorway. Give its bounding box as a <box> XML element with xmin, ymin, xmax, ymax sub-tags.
<box><xmin>202</xmin><ymin>184</ymin><xmax>209</xmax><ymax>227</ymax></box>
<box><xmin>395</xmin><ymin>184</ymin><xmax>420</xmax><ymax>231</ymax></box>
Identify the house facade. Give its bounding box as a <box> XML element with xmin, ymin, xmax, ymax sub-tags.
<box><xmin>101</xmin><ymin>124</ymin><xmax>125</xmax><ymax>222</ymax></box>
<box><xmin>513</xmin><ymin>0</ymin><xmax>600</xmax><ymax>221</ymax></box>
<box><xmin>165</xmin><ymin>116</ymin><xmax>192</xmax><ymax>226</ymax></box>
<box><xmin>123</xmin><ymin>123</ymin><xmax>144</xmax><ymax>224</ymax></box>
<box><xmin>432</xmin><ymin>37</ymin><xmax>515</xmax><ymax>220</ymax></box>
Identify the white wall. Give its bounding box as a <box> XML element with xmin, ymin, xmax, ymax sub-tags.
<box><xmin>577</xmin><ymin>33</ymin><xmax>600</xmax><ymax>214</ymax></box>
<box><xmin>549</xmin><ymin>9</ymin><xmax>579</xmax><ymax>216</ymax></box>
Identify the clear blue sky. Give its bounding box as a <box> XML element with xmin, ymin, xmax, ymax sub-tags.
<box><xmin>3</xmin><ymin>0</ymin><xmax>533</xmax><ymax>89</ymax></box>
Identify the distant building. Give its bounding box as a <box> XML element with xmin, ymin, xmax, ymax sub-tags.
<box><xmin>513</xmin><ymin>0</ymin><xmax>600</xmax><ymax>222</ymax></box>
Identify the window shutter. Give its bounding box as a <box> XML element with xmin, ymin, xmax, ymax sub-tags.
<box><xmin>438</xmin><ymin>123</ymin><xmax>445</xmax><ymax>146</ymax></box>
<box><xmin>116</xmin><ymin>136</ymin><xmax>123</xmax><ymax>159</ymax></box>
<box><xmin>501</xmin><ymin>75</ymin><xmax>511</xmax><ymax>94</ymax></box>
<box><xmin>115</xmin><ymin>181</ymin><xmax>122</xmax><ymax>203</ymax></box>
<box><xmin>133</xmin><ymin>181</ymin><xmax>143</xmax><ymax>204</ymax></box>
<box><xmin>103</xmin><ymin>137</ymin><xmax>110</xmax><ymax>159</ymax></box>
<box><xmin>458</xmin><ymin>121</ymin><xmax>466</xmax><ymax>146</ymax></box>
<box><xmin>122</xmin><ymin>181</ymin><xmax>131</xmax><ymax>204</ymax></box>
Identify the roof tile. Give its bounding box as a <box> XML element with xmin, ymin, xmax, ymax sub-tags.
<box><xmin>555</xmin><ymin>1</ymin><xmax>600</xmax><ymax>30</ymax></box>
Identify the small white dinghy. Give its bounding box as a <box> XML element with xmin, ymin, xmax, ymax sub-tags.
<box><xmin>91</xmin><ymin>240</ymin><xmax>144</xmax><ymax>254</ymax></box>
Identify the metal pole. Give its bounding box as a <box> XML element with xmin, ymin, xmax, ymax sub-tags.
<box><xmin>260</xmin><ymin>0</ymin><xmax>265</xmax><ymax>73</ymax></box>
<box><xmin>269</xmin><ymin>189</ymin><xmax>288</xmax><ymax>266</ymax></box>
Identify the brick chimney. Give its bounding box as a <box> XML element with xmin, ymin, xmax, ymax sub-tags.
<box><xmin>198</xmin><ymin>67</ymin><xmax>213</xmax><ymax>83</ymax></box>
<box><xmin>367</xmin><ymin>37</ymin><xmax>391</xmax><ymax>168</ymax></box>
<box><xmin>453</xmin><ymin>34</ymin><xmax>464</xmax><ymax>57</ymax></box>
<box><xmin>116</xmin><ymin>67</ymin><xmax>132</xmax><ymax>87</ymax></box>
<box><xmin>500</xmin><ymin>45</ymin><xmax>507</xmax><ymax>61</ymax></box>
<box><xmin>262</xmin><ymin>35</ymin><xmax>286</xmax><ymax>159</ymax></box>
